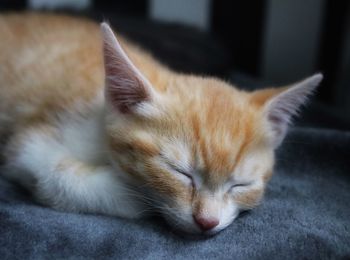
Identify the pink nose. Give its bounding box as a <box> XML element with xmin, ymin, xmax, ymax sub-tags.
<box><xmin>193</xmin><ymin>215</ymin><xmax>219</xmax><ymax>231</ymax></box>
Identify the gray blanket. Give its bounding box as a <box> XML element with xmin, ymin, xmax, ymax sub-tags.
<box><xmin>1</xmin><ymin>127</ymin><xmax>349</xmax><ymax>259</ymax></box>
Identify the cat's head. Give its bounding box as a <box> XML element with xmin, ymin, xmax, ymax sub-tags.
<box><xmin>101</xmin><ymin>23</ymin><xmax>322</xmax><ymax>235</ymax></box>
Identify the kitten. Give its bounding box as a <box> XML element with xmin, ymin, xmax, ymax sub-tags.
<box><xmin>0</xmin><ymin>13</ymin><xmax>322</xmax><ymax>235</ymax></box>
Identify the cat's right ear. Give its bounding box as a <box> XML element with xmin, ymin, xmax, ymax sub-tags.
<box><xmin>101</xmin><ymin>23</ymin><xmax>158</xmax><ymax>115</ymax></box>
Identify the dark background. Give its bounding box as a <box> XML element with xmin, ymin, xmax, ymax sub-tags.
<box><xmin>1</xmin><ymin>0</ymin><xmax>350</xmax><ymax>130</ymax></box>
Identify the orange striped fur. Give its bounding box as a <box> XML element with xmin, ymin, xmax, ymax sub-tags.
<box><xmin>0</xmin><ymin>13</ymin><xmax>322</xmax><ymax>235</ymax></box>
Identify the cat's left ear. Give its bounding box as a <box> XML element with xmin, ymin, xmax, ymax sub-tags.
<box><xmin>101</xmin><ymin>23</ymin><xmax>158</xmax><ymax>115</ymax></box>
<box><xmin>251</xmin><ymin>74</ymin><xmax>323</xmax><ymax>147</ymax></box>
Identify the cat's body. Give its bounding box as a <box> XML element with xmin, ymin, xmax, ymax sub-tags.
<box><xmin>0</xmin><ymin>13</ymin><xmax>322</xmax><ymax>235</ymax></box>
<box><xmin>0</xmin><ymin>13</ymin><xmax>155</xmax><ymax>218</ymax></box>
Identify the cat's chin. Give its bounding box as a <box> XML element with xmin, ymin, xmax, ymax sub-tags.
<box><xmin>159</xmin><ymin>211</ymin><xmax>237</xmax><ymax>238</ymax></box>
<box><xmin>169</xmin><ymin>226</ymin><xmax>224</xmax><ymax>240</ymax></box>
<box><xmin>162</xmin><ymin>217</ymin><xmax>225</xmax><ymax>238</ymax></box>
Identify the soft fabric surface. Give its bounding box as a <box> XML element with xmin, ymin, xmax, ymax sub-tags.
<box><xmin>1</xmin><ymin>14</ymin><xmax>349</xmax><ymax>260</ymax></box>
<box><xmin>1</xmin><ymin>127</ymin><xmax>349</xmax><ymax>259</ymax></box>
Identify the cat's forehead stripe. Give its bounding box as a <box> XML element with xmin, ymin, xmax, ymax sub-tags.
<box><xmin>187</xmin><ymin>97</ymin><xmax>259</xmax><ymax>185</ymax></box>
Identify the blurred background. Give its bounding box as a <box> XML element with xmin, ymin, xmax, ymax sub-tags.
<box><xmin>1</xmin><ymin>0</ymin><xmax>350</xmax><ymax>130</ymax></box>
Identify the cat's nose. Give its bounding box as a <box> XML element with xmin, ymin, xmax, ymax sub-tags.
<box><xmin>193</xmin><ymin>215</ymin><xmax>219</xmax><ymax>231</ymax></box>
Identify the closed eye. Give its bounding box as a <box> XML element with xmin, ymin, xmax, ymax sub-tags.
<box><xmin>159</xmin><ymin>153</ymin><xmax>194</xmax><ymax>187</ymax></box>
<box><xmin>172</xmin><ymin>166</ymin><xmax>194</xmax><ymax>185</ymax></box>
<box><xmin>230</xmin><ymin>182</ymin><xmax>251</xmax><ymax>191</ymax></box>
<box><xmin>164</xmin><ymin>161</ymin><xmax>194</xmax><ymax>186</ymax></box>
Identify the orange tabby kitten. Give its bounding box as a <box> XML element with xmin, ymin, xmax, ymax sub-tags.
<box><xmin>0</xmin><ymin>13</ymin><xmax>322</xmax><ymax>235</ymax></box>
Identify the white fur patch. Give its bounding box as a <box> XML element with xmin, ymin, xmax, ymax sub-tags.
<box><xmin>4</xmin><ymin>109</ymin><xmax>145</xmax><ymax>219</ymax></box>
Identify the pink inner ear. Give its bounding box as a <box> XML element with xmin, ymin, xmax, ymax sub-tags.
<box><xmin>104</xmin><ymin>42</ymin><xmax>149</xmax><ymax>113</ymax></box>
<box><xmin>101</xmin><ymin>23</ymin><xmax>150</xmax><ymax>113</ymax></box>
<box><xmin>267</xmin><ymin>97</ymin><xmax>297</xmax><ymax>143</ymax></box>
<box><xmin>265</xmin><ymin>73</ymin><xmax>323</xmax><ymax>146</ymax></box>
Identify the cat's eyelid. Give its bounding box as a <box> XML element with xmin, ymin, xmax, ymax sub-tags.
<box><xmin>229</xmin><ymin>180</ymin><xmax>253</xmax><ymax>190</ymax></box>
<box><xmin>160</xmin><ymin>154</ymin><xmax>192</xmax><ymax>176</ymax></box>
<box><xmin>163</xmin><ymin>159</ymin><xmax>195</xmax><ymax>187</ymax></box>
<box><xmin>232</xmin><ymin>182</ymin><xmax>251</xmax><ymax>188</ymax></box>
<box><xmin>168</xmin><ymin>162</ymin><xmax>192</xmax><ymax>177</ymax></box>
<box><xmin>227</xmin><ymin>182</ymin><xmax>251</xmax><ymax>193</ymax></box>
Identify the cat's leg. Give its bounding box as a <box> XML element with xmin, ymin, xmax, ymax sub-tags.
<box><xmin>3</xmin><ymin>126</ymin><xmax>145</xmax><ymax>218</ymax></box>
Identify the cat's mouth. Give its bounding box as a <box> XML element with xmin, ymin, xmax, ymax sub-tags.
<box><xmin>167</xmin><ymin>224</ymin><xmax>225</xmax><ymax>239</ymax></box>
<box><xmin>160</xmin><ymin>214</ymin><xmax>226</xmax><ymax>237</ymax></box>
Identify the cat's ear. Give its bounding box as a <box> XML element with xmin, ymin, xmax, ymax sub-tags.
<box><xmin>101</xmin><ymin>23</ymin><xmax>157</xmax><ymax>115</ymax></box>
<box><xmin>251</xmin><ymin>74</ymin><xmax>323</xmax><ymax>147</ymax></box>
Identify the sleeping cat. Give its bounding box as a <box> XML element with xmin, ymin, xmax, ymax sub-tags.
<box><xmin>0</xmin><ymin>13</ymin><xmax>322</xmax><ymax>235</ymax></box>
